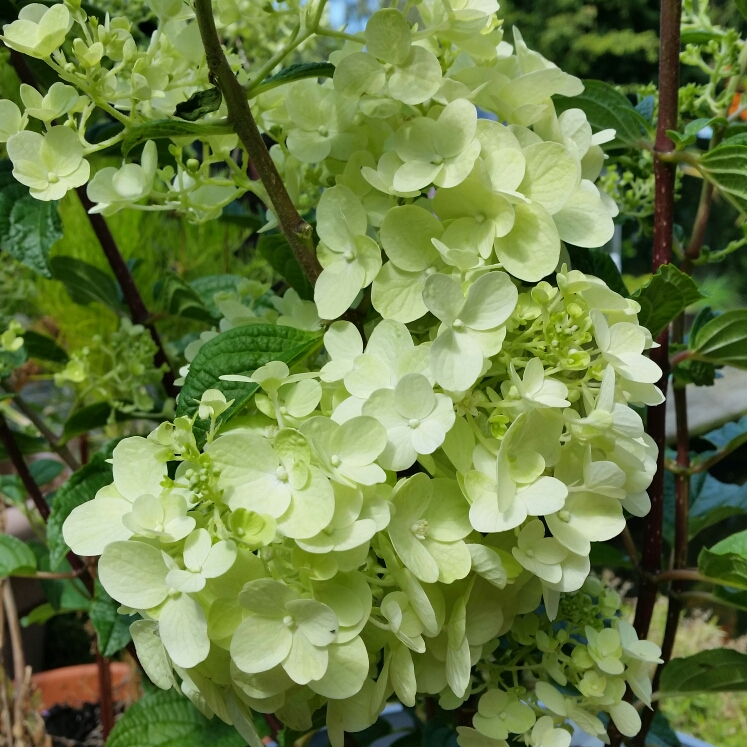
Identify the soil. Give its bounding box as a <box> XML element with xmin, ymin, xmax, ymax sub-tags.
<box><xmin>43</xmin><ymin>703</ymin><xmax>124</xmax><ymax>747</ymax></box>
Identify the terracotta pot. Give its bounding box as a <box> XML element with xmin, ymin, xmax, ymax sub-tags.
<box><xmin>31</xmin><ymin>663</ymin><xmax>137</xmax><ymax>710</ymax></box>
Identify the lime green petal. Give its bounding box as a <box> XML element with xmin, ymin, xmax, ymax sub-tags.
<box><xmin>99</xmin><ymin>541</ymin><xmax>169</xmax><ymax>609</ymax></box>
<box><xmin>282</xmin><ymin>631</ymin><xmax>329</xmax><ymax>684</ymax></box>
<box><xmin>388</xmin><ymin>46</ymin><xmax>442</xmax><ymax>105</ymax></box>
<box><xmin>232</xmin><ymin>614</ymin><xmax>293</xmax><ymax>674</ymax></box>
<box><xmin>309</xmin><ymin>637</ymin><xmax>369</xmax><ymax>699</ymax></box>
<box><xmin>159</xmin><ymin>593</ymin><xmax>209</xmax><ymax>668</ymax></box>
<box><xmin>365</xmin><ymin>9</ymin><xmax>411</xmax><ymax>64</ymax></box>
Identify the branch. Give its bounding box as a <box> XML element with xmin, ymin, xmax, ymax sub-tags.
<box><xmin>1</xmin><ymin>382</ymin><xmax>80</xmax><ymax>471</ymax></box>
<box><xmin>193</xmin><ymin>0</ymin><xmax>323</xmax><ymax>287</ymax></box>
<box><xmin>652</xmin><ymin>568</ymin><xmax>712</xmax><ymax>584</ymax></box>
<box><xmin>96</xmin><ymin>648</ymin><xmax>114</xmax><ymax>740</ymax></box>
<box><xmin>615</xmin><ymin>1</ymin><xmax>682</xmax><ymax>744</ymax></box>
<box><xmin>2</xmin><ymin>583</ymin><xmax>24</xmax><ymax>690</ymax></box>
<box><xmin>0</xmin><ymin>412</ymin><xmax>94</xmax><ymax>597</ymax></box>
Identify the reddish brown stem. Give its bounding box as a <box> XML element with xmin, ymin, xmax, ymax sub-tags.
<box><xmin>0</xmin><ymin>413</ymin><xmax>94</xmax><ymax>596</ymax></box>
<box><xmin>632</xmin><ymin>0</ymin><xmax>682</xmax><ymax>641</ymax></box>
<box><xmin>96</xmin><ymin>650</ymin><xmax>115</xmax><ymax>740</ymax></box>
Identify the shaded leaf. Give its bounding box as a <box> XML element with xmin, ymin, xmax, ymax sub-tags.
<box><xmin>175</xmin><ymin>88</ymin><xmax>222</xmax><ymax>122</ymax></box>
<box><xmin>566</xmin><ymin>245</ymin><xmax>628</xmax><ymax>298</ymax></box>
<box><xmin>691</xmin><ymin>309</ymin><xmax>747</xmax><ymax>368</ymax></box>
<box><xmin>190</xmin><ymin>274</ymin><xmax>246</xmax><ymax>318</ymax></box>
<box><xmin>0</xmin><ymin>534</ymin><xmax>37</xmax><ymax>576</ymax></box>
<box><xmin>703</xmin><ymin>414</ymin><xmax>747</xmax><ymax>451</ymax></box>
<box><xmin>698</xmin><ymin>530</ymin><xmax>747</xmax><ymax>590</ymax></box>
<box><xmin>645</xmin><ymin>711</ymin><xmax>681</xmax><ymax>747</ymax></box>
<box><xmin>61</xmin><ymin>402</ymin><xmax>158</xmax><ymax>443</ymax></box>
<box><xmin>0</xmin><ymin>346</ymin><xmax>26</xmax><ymax>379</ymax></box>
<box><xmin>554</xmin><ymin>80</ymin><xmax>650</xmax><ymax>150</ymax></box>
<box><xmin>0</xmin><ymin>181</ymin><xmax>62</xmax><ymax>278</ymax></box>
<box><xmin>49</xmin><ymin>256</ymin><xmax>123</xmax><ymax>313</ymax></box>
<box><xmin>0</xmin><ymin>429</ymin><xmax>46</xmax><ymax>461</ymax></box>
<box><xmin>107</xmin><ymin>688</ymin><xmax>247</xmax><ymax>747</ymax></box>
<box><xmin>155</xmin><ymin>271</ymin><xmax>218</xmax><ymax>324</ymax></box>
<box><xmin>659</xmin><ymin>648</ymin><xmax>747</xmax><ymax>695</ymax></box>
<box><xmin>698</xmin><ymin>143</ymin><xmax>747</xmax><ymax>215</ymax></box>
<box><xmin>632</xmin><ymin>264</ymin><xmax>704</xmax><ymax>338</ymax></box>
<box><xmin>29</xmin><ymin>459</ymin><xmax>65</xmax><ymax>486</ymax></box>
<box><xmin>122</xmin><ymin>118</ymin><xmax>233</xmax><ymax>156</ymax></box>
<box><xmin>22</xmin><ymin>330</ymin><xmax>68</xmax><ymax>363</ymax></box>
<box><xmin>252</xmin><ymin>62</ymin><xmax>336</xmax><ymax>97</ymax></box>
<box><xmin>257</xmin><ymin>233</ymin><xmax>315</xmax><ymax>302</ymax></box>
<box><xmin>90</xmin><ymin>579</ymin><xmax>137</xmax><ymax>657</ymax></box>
<box><xmin>176</xmin><ymin>324</ymin><xmax>322</xmax><ymax>446</ymax></box>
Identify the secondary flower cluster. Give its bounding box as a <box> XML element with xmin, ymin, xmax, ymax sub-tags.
<box><xmin>63</xmin><ymin>265</ymin><xmax>662</xmax><ymax>746</ymax></box>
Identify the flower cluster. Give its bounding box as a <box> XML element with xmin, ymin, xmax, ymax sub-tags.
<box><xmin>54</xmin><ymin>318</ymin><xmax>167</xmax><ymax>418</ymax></box>
<box><xmin>5</xmin><ymin>0</ymin><xmax>664</xmax><ymax>744</ymax></box>
<box><xmin>63</xmin><ymin>263</ymin><xmax>662</xmax><ymax>745</ymax></box>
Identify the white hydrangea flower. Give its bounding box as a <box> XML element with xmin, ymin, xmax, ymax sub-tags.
<box><xmin>6</xmin><ymin>126</ymin><xmax>90</xmax><ymax>201</ymax></box>
<box><xmin>164</xmin><ymin>528</ymin><xmax>237</xmax><ymax>592</ymax></box>
<box><xmin>63</xmin><ymin>437</ymin><xmax>168</xmax><ymax>555</ymax></box>
<box><xmin>20</xmin><ymin>82</ymin><xmax>79</xmax><ymax>121</ymax></box>
<box><xmin>87</xmin><ymin>140</ymin><xmax>158</xmax><ymax>215</ymax></box>
<box><xmin>1</xmin><ymin>3</ymin><xmax>71</xmax><ymax>58</ymax></box>
<box><xmin>314</xmin><ymin>185</ymin><xmax>382</xmax><ymax>319</ymax></box>
<box><xmin>424</xmin><ymin>271</ymin><xmax>518</xmax><ymax>391</ymax></box>
<box><xmin>0</xmin><ymin>100</ymin><xmax>25</xmax><ymax>143</ymax></box>
<box><xmin>363</xmin><ymin>373</ymin><xmax>455</xmax><ymax>471</ymax></box>
<box><xmin>231</xmin><ymin>578</ymin><xmax>339</xmax><ymax>684</ymax></box>
<box><xmin>388</xmin><ymin>474</ymin><xmax>472</xmax><ymax>584</ymax></box>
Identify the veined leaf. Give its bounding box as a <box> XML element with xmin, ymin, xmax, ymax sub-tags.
<box><xmin>176</xmin><ymin>324</ymin><xmax>322</xmax><ymax>446</ymax></box>
<box><xmin>22</xmin><ymin>330</ymin><xmax>68</xmax><ymax>363</ymax></box>
<box><xmin>49</xmin><ymin>256</ymin><xmax>123</xmax><ymax>313</ymax></box>
<box><xmin>690</xmin><ymin>309</ymin><xmax>747</xmax><ymax>368</ymax></box>
<box><xmin>155</xmin><ymin>271</ymin><xmax>218</xmax><ymax>324</ymax></box>
<box><xmin>106</xmin><ymin>688</ymin><xmax>247</xmax><ymax>747</ymax></box>
<box><xmin>257</xmin><ymin>233</ymin><xmax>315</xmax><ymax>302</ymax></box>
<box><xmin>251</xmin><ymin>62</ymin><xmax>336</xmax><ymax>97</ymax></box>
<box><xmin>698</xmin><ymin>143</ymin><xmax>747</xmax><ymax>215</ymax></box>
<box><xmin>175</xmin><ymin>88</ymin><xmax>222</xmax><ymax>122</ymax></box>
<box><xmin>0</xmin><ymin>534</ymin><xmax>37</xmax><ymax>577</ymax></box>
<box><xmin>554</xmin><ymin>80</ymin><xmax>650</xmax><ymax>150</ymax></box>
<box><xmin>0</xmin><ymin>180</ymin><xmax>62</xmax><ymax>278</ymax></box>
<box><xmin>190</xmin><ymin>274</ymin><xmax>247</xmax><ymax>318</ymax></box>
<box><xmin>632</xmin><ymin>264</ymin><xmax>704</xmax><ymax>338</ymax></box>
<box><xmin>29</xmin><ymin>459</ymin><xmax>65</xmax><ymax>486</ymax></box>
<box><xmin>122</xmin><ymin>118</ymin><xmax>234</xmax><ymax>156</ymax></box>
<box><xmin>698</xmin><ymin>530</ymin><xmax>747</xmax><ymax>591</ymax></box>
<box><xmin>659</xmin><ymin>648</ymin><xmax>747</xmax><ymax>695</ymax></box>
<box><xmin>61</xmin><ymin>402</ymin><xmax>160</xmax><ymax>443</ymax></box>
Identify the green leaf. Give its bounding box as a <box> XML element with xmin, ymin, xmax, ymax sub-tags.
<box><xmin>0</xmin><ymin>429</ymin><xmax>46</xmax><ymax>461</ymax></box>
<box><xmin>90</xmin><ymin>579</ymin><xmax>137</xmax><ymax>657</ymax></box>
<box><xmin>698</xmin><ymin>530</ymin><xmax>747</xmax><ymax>590</ymax></box>
<box><xmin>174</xmin><ymin>88</ymin><xmax>223</xmax><ymax>122</ymax></box>
<box><xmin>22</xmin><ymin>602</ymin><xmax>65</xmax><ymax>627</ymax></box>
<box><xmin>737</xmin><ymin>0</ymin><xmax>747</xmax><ymax>20</ymax></box>
<box><xmin>22</xmin><ymin>330</ymin><xmax>68</xmax><ymax>363</ymax></box>
<box><xmin>0</xmin><ymin>182</ymin><xmax>62</xmax><ymax>278</ymax></box>
<box><xmin>659</xmin><ymin>648</ymin><xmax>747</xmax><ymax>695</ymax></box>
<box><xmin>29</xmin><ymin>459</ymin><xmax>65</xmax><ymax>486</ymax></box>
<box><xmin>49</xmin><ymin>256</ymin><xmax>123</xmax><ymax>313</ymax></box>
<box><xmin>155</xmin><ymin>271</ymin><xmax>218</xmax><ymax>324</ymax></box>
<box><xmin>106</xmin><ymin>688</ymin><xmax>247</xmax><ymax>747</ymax></box>
<box><xmin>691</xmin><ymin>309</ymin><xmax>747</xmax><ymax>368</ymax></box>
<box><xmin>252</xmin><ymin>62</ymin><xmax>336</xmax><ymax>97</ymax></box>
<box><xmin>672</xmin><ymin>358</ymin><xmax>716</xmax><ymax>387</ymax></box>
<box><xmin>645</xmin><ymin>711</ymin><xmax>681</xmax><ymax>747</ymax></box>
<box><xmin>190</xmin><ymin>274</ymin><xmax>246</xmax><ymax>318</ymax></box>
<box><xmin>0</xmin><ymin>534</ymin><xmax>37</xmax><ymax>576</ymax></box>
<box><xmin>632</xmin><ymin>264</ymin><xmax>704</xmax><ymax>338</ymax></box>
<box><xmin>713</xmin><ymin>585</ymin><xmax>747</xmax><ymax>612</ymax></box>
<box><xmin>0</xmin><ymin>475</ymin><xmax>25</xmax><ymax>506</ymax></box>
<box><xmin>176</xmin><ymin>324</ymin><xmax>322</xmax><ymax>446</ymax></box>
<box><xmin>61</xmin><ymin>402</ymin><xmax>157</xmax><ymax>443</ymax></box>
<box><xmin>689</xmin><ymin>473</ymin><xmax>747</xmax><ymax>539</ymax></box>
<box><xmin>698</xmin><ymin>143</ymin><xmax>747</xmax><ymax>215</ymax></box>
<box><xmin>553</xmin><ymin>79</ymin><xmax>650</xmax><ymax>150</ymax></box>
<box><xmin>703</xmin><ymin>414</ymin><xmax>747</xmax><ymax>451</ymax></box>
<box><xmin>0</xmin><ymin>346</ymin><xmax>26</xmax><ymax>379</ymax></box>
<box><xmin>47</xmin><ymin>452</ymin><xmax>114</xmax><ymax>568</ymax></box>
<box><xmin>257</xmin><ymin>233</ymin><xmax>314</xmax><ymax>301</ymax></box>
<box><xmin>566</xmin><ymin>245</ymin><xmax>629</xmax><ymax>298</ymax></box>
<box><xmin>122</xmin><ymin>118</ymin><xmax>234</xmax><ymax>156</ymax></box>
<box><xmin>666</xmin><ymin>117</ymin><xmax>724</xmax><ymax>150</ymax></box>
